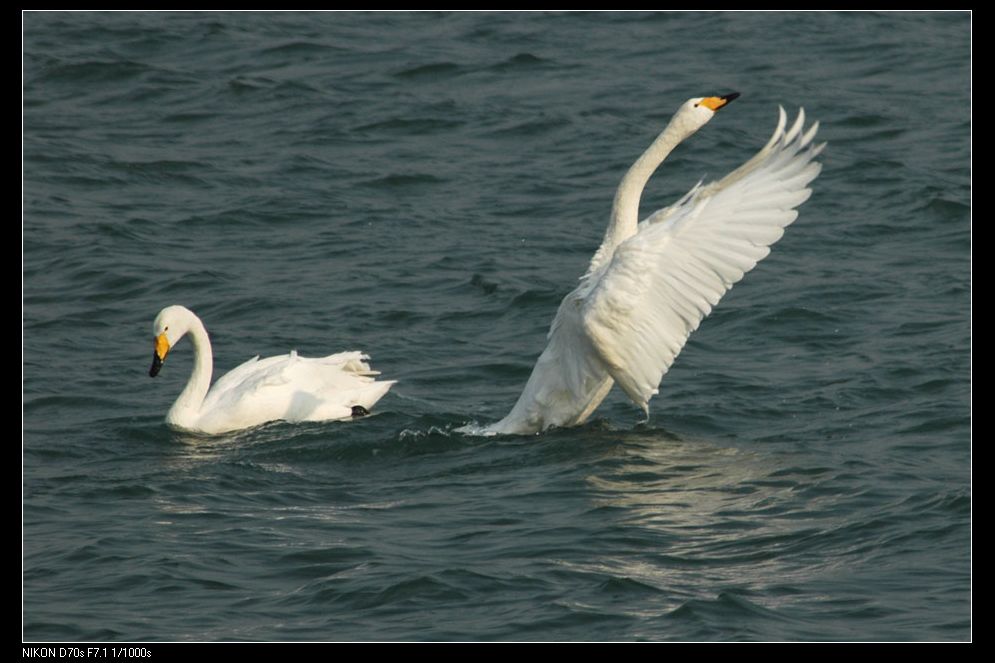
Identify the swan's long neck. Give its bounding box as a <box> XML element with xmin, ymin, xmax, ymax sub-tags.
<box><xmin>600</xmin><ymin>120</ymin><xmax>689</xmax><ymax>258</ymax></box>
<box><xmin>167</xmin><ymin>316</ymin><xmax>213</xmax><ymax>426</ymax></box>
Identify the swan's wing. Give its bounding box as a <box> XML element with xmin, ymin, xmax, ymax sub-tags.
<box><xmin>207</xmin><ymin>351</ymin><xmax>376</xmax><ymax>405</ymax></box>
<box><xmin>581</xmin><ymin>108</ymin><xmax>824</xmax><ymax>411</ymax></box>
<box><xmin>484</xmin><ymin>287</ymin><xmax>615</xmax><ymax>435</ymax></box>
<box><xmin>204</xmin><ymin>354</ymin><xmax>264</xmax><ymax>399</ymax></box>
<box><xmin>200</xmin><ymin>351</ymin><xmax>393</xmax><ymax>431</ymax></box>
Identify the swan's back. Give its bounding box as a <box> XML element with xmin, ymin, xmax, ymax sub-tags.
<box><xmin>194</xmin><ymin>351</ymin><xmax>394</xmax><ymax>434</ymax></box>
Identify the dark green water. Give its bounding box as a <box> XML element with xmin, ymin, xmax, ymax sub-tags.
<box><xmin>23</xmin><ymin>11</ymin><xmax>970</xmax><ymax>641</ymax></box>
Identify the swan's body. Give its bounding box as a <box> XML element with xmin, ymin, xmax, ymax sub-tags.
<box><xmin>149</xmin><ymin>305</ymin><xmax>395</xmax><ymax>435</ymax></box>
<box><xmin>483</xmin><ymin>95</ymin><xmax>823</xmax><ymax>435</ymax></box>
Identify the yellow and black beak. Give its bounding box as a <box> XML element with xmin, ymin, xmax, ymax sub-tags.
<box><xmin>149</xmin><ymin>333</ymin><xmax>170</xmax><ymax>377</ymax></box>
<box><xmin>699</xmin><ymin>92</ymin><xmax>740</xmax><ymax>112</ymax></box>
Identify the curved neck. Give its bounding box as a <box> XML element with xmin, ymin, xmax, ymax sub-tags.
<box><xmin>167</xmin><ymin>316</ymin><xmax>213</xmax><ymax>426</ymax></box>
<box><xmin>599</xmin><ymin>121</ymin><xmax>688</xmax><ymax>259</ymax></box>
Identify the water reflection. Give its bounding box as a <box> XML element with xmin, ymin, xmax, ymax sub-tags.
<box><xmin>586</xmin><ymin>430</ymin><xmax>779</xmax><ymax>533</ymax></box>
<box><xmin>572</xmin><ymin>428</ymin><xmax>849</xmax><ymax>614</ymax></box>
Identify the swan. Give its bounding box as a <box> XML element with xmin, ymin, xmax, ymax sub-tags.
<box><xmin>148</xmin><ymin>305</ymin><xmax>395</xmax><ymax>435</ymax></box>
<box><xmin>481</xmin><ymin>94</ymin><xmax>824</xmax><ymax>435</ymax></box>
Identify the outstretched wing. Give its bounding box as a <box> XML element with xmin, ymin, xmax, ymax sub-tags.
<box><xmin>581</xmin><ymin>108</ymin><xmax>824</xmax><ymax>412</ymax></box>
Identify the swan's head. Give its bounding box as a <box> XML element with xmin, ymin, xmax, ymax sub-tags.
<box><xmin>149</xmin><ymin>305</ymin><xmax>196</xmax><ymax>377</ymax></box>
<box><xmin>670</xmin><ymin>92</ymin><xmax>740</xmax><ymax>137</ymax></box>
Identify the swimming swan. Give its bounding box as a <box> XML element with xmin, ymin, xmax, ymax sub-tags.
<box><xmin>149</xmin><ymin>305</ymin><xmax>395</xmax><ymax>434</ymax></box>
<box><xmin>482</xmin><ymin>94</ymin><xmax>824</xmax><ymax>435</ymax></box>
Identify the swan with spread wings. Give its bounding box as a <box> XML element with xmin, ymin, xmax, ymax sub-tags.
<box><xmin>481</xmin><ymin>94</ymin><xmax>824</xmax><ymax>435</ymax></box>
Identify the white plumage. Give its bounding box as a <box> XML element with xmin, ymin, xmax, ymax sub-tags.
<box><xmin>149</xmin><ymin>305</ymin><xmax>395</xmax><ymax>435</ymax></box>
<box><xmin>483</xmin><ymin>97</ymin><xmax>824</xmax><ymax>435</ymax></box>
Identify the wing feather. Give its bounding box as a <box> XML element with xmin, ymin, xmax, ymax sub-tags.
<box><xmin>581</xmin><ymin>109</ymin><xmax>823</xmax><ymax>411</ymax></box>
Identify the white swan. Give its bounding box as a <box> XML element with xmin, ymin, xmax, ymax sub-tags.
<box><xmin>482</xmin><ymin>94</ymin><xmax>824</xmax><ymax>435</ymax></box>
<box><xmin>148</xmin><ymin>305</ymin><xmax>395</xmax><ymax>435</ymax></box>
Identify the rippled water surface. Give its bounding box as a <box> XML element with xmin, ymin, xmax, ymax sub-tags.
<box><xmin>23</xmin><ymin>11</ymin><xmax>970</xmax><ymax>641</ymax></box>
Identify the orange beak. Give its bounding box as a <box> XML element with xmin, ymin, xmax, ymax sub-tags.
<box><xmin>699</xmin><ymin>92</ymin><xmax>740</xmax><ymax>111</ymax></box>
